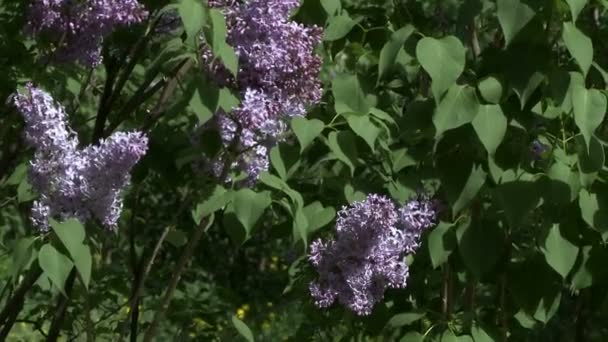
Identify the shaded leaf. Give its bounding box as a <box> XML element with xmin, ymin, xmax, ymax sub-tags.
<box><xmin>231</xmin><ymin>315</ymin><xmax>255</xmax><ymax>342</ymax></box>
<box><xmin>378</xmin><ymin>25</ymin><xmax>415</xmax><ymax>82</ymax></box>
<box><xmin>497</xmin><ymin>0</ymin><xmax>535</xmax><ymax>45</ymax></box>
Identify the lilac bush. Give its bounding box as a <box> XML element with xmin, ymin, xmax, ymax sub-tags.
<box><xmin>308</xmin><ymin>193</ymin><xmax>438</xmax><ymax>315</ymax></box>
<box><xmin>26</xmin><ymin>0</ymin><xmax>148</xmax><ymax>66</ymax></box>
<box><xmin>201</xmin><ymin>0</ymin><xmax>323</xmax><ymax>185</ymax></box>
<box><xmin>13</xmin><ymin>84</ymin><xmax>148</xmax><ymax>230</ymax></box>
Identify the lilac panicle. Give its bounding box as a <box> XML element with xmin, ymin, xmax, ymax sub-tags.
<box><xmin>309</xmin><ymin>193</ymin><xmax>438</xmax><ymax>315</ymax></box>
<box><xmin>199</xmin><ymin>0</ymin><xmax>323</xmax><ymax>185</ymax></box>
<box><xmin>531</xmin><ymin>139</ymin><xmax>549</xmax><ymax>161</ymax></box>
<box><xmin>398</xmin><ymin>193</ymin><xmax>439</xmax><ymax>254</ymax></box>
<box><xmin>13</xmin><ymin>84</ymin><xmax>148</xmax><ymax>230</ymax></box>
<box><xmin>26</xmin><ymin>0</ymin><xmax>148</xmax><ymax>66</ymax></box>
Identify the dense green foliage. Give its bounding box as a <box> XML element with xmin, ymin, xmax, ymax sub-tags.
<box><xmin>4</xmin><ymin>0</ymin><xmax>608</xmax><ymax>341</ymax></box>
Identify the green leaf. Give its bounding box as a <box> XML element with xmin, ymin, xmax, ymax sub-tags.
<box><xmin>512</xmin><ymin>71</ymin><xmax>544</xmax><ymax>110</ymax></box>
<box><xmin>208</xmin><ymin>9</ymin><xmax>227</xmax><ymax>55</ymax></box>
<box><xmin>188</xmin><ymin>77</ymin><xmax>219</xmax><ymax>124</ymax></box>
<box><xmin>494</xmin><ymin>180</ymin><xmax>541</xmax><ymax>228</ymax></box>
<box><xmin>433</xmin><ymin>84</ymin><xmax>480</xmax><ymax>136</ymax></box>
<box><xmin>566</xmin><ymin>0</ymin><xmax>588</xmax><ymax>22</ymax></box>
<box><xmin>323</xmin><ymin>14</ymin><xmax>359</xmax><ymax>41</ymax></box>
<box><xmin>542</xmin><ymin>224</ymin><xmax>578</xmax><ymax>278</ymax></box>
<box><xmin>17</xmin><ymin>179</ymin><xmax>36</xmax><ymax>203</ymax></box>
<box><xmin>269</xmin><ymin>144</ymin><xmax>300</xmax><ymax>180</ymax></box>
<box><xmin>178</xmin><ymin>0</ymin><xmax>207</xmax><ymax>38</ymax></box>
<box><xmin>332</xmin><ymin>73</ymin><xmax>370</xmax><ymax>114</ymax></box>
<box><xmin>231</xmin><ymin>315</ymin><xmax>255</xmax><ymax>342</ymax></box>
<box><xmin>386</xmin><ymin>311</ymin><xmax>426</xmax><ymax>329</ymax></box>
<box><xmin>563</xmin><ymin>22</ymin><xmax>593</xmax><ymax>76</ymax></box>
<box><xmin>291</xmin><ymin>117</ymin><xmax>325</xmax><ymax>153</ymax></box>
<box><xmin>579</xmin><ymin>188</ymin><xmax>608</xmax><ymax>240</ymax></box>
<box><xmin>327</xmin><ymin>131</ymin><xmax>358</xmax><ymax>176</ymax></box>
<box><xmin>477</xmin><ymin>76</ymin><xmax>503</xmax><ymax>104</ymax></box>
<box><xmin>50</xmin><ymin>218</ymin><xmax>85</xmax><ymax>256</ymax></box>
<box><xmin>471</xmin><ymin>324</ymin><xmax>497</xmax><ymax>342</ymax></box>
<box><xmin>293</xmin><ymin>207</ymin><xmax>309</xmax><ymax>245</ymax></box>
<box><xmin>218</xmin><ymin>88</ymin><xmax>240</xmax><ymax>111</ymax></box>
<box><xmin>218</xmin><ymin>43</ymin><xmax>239</xmax><ymax>76</ymax></box>
<box><xmin>400</xmin><ymin>332</ymin><xmax>424</xmax><ymax>342</ymax></box>
<box><xmin>11</xmin><ymin>238</ymin><xmax>35</xmax><ymax>280</ymax></box>
<box><xmin>344</xmin><ymin>183</ymin><xmax>366</xmax><ymax>203</ymax></box>
<box><xmin>38</xmin><ymin>244</ymin><xmax>73</xmax><ymax>295</ymax></box>
<box><xmin>344</xmin><ymin>113</ymin><xmax>381</xmax><ymax>151</ymax></box>
<box><xmin>427</xmin><ymin>221</ymin><xmax>456</xmax><ymax>268</ymax></box>
<box><xmin>572</xmin><ymin>85</ymin><xmax>606</xmax><ymax>151</ymax></box>
<box><xmin>390</xmin><ymin>148</ymin><xmax>416</xmax><ymax>173</ymax></box>
<box><xmin>457</xmin><ymin>218</ymin><xmax>503</xmax><ymax>278</ymax></box>
<box><xmin>49</xmin><ymin>219</ymin><xmax>92</xmax><ymax>289</ymax></box>
<box><xmin>192</xmin><ymin>185</ymin><xmax>230</xmax><ymax>224</ymax></box>
<box><xmin>378</xmin><ymin>25</ymin><xmax>415</xmax><ymax>82</ymax></box>
<box><xmin>452</xmin><ymin>165</ymin><xmax>486</xmax><ymax>215</ymax></box>
<box><xmin>416</xmin><ymin>36</ymin><xmax>466</xmax><ymax>99</ymax></box>
<box><xmin>320</xmin><ymin>0</ymin><xmax>341</xmax><ymax>15</ymax></box>
<box><xmin>302</xmin><ymin>202</ymin><xmax>336</xmax><ymax>233</ymax></box>
<box><xmin>472</xmin><ymin>105</ymin><xmax>507</xmax><ymax>156</ymax></box>
<box><xmin>5</xmin><ymin>163</ymin><xmax>27</xmax><ymax>186</ymax></box>
<box><xmin>232</xmin><ymin>189</ymin><xmax>271</xmax><ymax>233</ymax></box>
<box><xmin>497</xmin><ymin>0</ymin><xmax>535</xmax><ymax>45</ymax></box>
<box><xmin>546</xmin><ymin>160</ymin><xmax>580</xmax><ymax>205</ymax></box>
<box><xmin>576</xmin><ymin>135</ymin><xmax>604</xmax><ymax>187</ymax></box>
<box><xmin>71</xmin><ymin>244</ymin><xmax>92</xmax><ymax>289</ymax></box>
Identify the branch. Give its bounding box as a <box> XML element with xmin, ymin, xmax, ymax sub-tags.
<box><xmin>105</xmin><ymin>11</ymin><xmax>161</xmax><ymax>112</ymax></box>
<box><xmin>142</xmin><ymin>59</ymin><xmax>195</xmax><ymax>131</ymax></box>
<box><xmin>45</xmin><ymin>269</ymin><xmax>77</xmax><ymax>342</ymax></box>
<box><xmin>92</xmin><ymin>58</ymin><xmax>119</xmax><ymax>144</ymax></box>
<box><xmin>117</xmin><ymin>225</ymin><xmax>171</xmax><ymax>342</ymax></box>
<box><xmin>0</xmin><ymin>265</ymin><xmax>42</xmax><ymax>328</ymax></box>
<box><xmin>142</xmin><ymin>217</ymin><xmax>212</xmax><ymax>342</ymax></box>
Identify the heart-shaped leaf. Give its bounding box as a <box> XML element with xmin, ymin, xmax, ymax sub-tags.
<box><xmin>416</xmin><ymin>36</ymin><xmax>466</xmax><ymax>100</ymax></box>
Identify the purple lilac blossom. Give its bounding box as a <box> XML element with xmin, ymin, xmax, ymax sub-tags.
<box><xmin>531</xmin><ymin>139</ymin><xmax>549</xmax><ymax>161</ymax></box>
<box><xmin>13</xmin><ymin>84</ymin><xmax>148</xmax><ymax>230</ymax></box>
<box><xmin>309</xmin><ymin>193</ymin><xmax>438</xmax><ymax>315</ymax></box>
<box><xmin>200</xmin><ymin>0</ymin><xmax>323</xmax><ymax>185</ymax></box>
<box><xmin>26</xmin><ymin>0</ymin><xmax>148</xmax><ymax>66</ymax></box>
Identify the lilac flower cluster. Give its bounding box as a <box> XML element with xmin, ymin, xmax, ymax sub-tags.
<box><xmin>201</xmin><ymin>0</ymin><xmax>323</xmax><ymax>185</ymax></box>
<box><xmin>531</xmin><ymin>139</ymin><xmax>549</xmax><ymax>161</ymax></box>
<box><xmin>309</xmin><ymin>194</ymin><xmax>438</xmax><ymax>315</ymax></box>
<box><xmin>13</xmin><ymin>84</ymin><xmax>148</xmax><ymax>230</ymax></box>
<box><xmin>26</xmin><ymin>0</ymin><xmax>148</xmax><ymax>66</ymax></box>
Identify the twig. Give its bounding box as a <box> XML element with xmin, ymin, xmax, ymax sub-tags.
<box><xmin>118</xmin><ymin>225</ymin><xmax>171</xmax><ymax>342</ymax></box>
<box><xmin>142</xmin><ymin>217</ymin><xmax>212</xmax><ymax>342</ymax></box>
<box><xmin>142</xmin><ymin>59</ymin><xmax>194</xmax><ymax>131</ymax></box>
<box><xmin>470</xmin><ymin>17</ymin><xmax>481</xmax><ymax>59</ymax></box>
<box><xmin>92</xmin><ymin>57</ymin><xmax>119</xmax><ymax>144</ymax></box>
<box><xmin>105</xmin><ymin>59</ymin><xmax>181</xmax><ymax>136</ymax></box>
<box><xmin>106</xmin><ymin>11</ymin><xmax>161</xmax><ymax>112</ymax></box>
<box><xmin>442</xmin><ymin>262</ymin><xmax>452</xmax><ymax>320</ymax></box>
<box><xmin>45</xmin><ymin>269</ymin><xmax>77</xmax><ymax>342</ymax></box>
<box><xmin>84</xmin><ymin>293</ymin><xmax>94</xmax><ymax>342</ymax></box>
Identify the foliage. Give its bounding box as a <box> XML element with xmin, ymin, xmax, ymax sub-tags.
<box><xmin>3</xmin><ymin>0</ymin><xmax>608</xmax><ymax>341</ymax></box>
